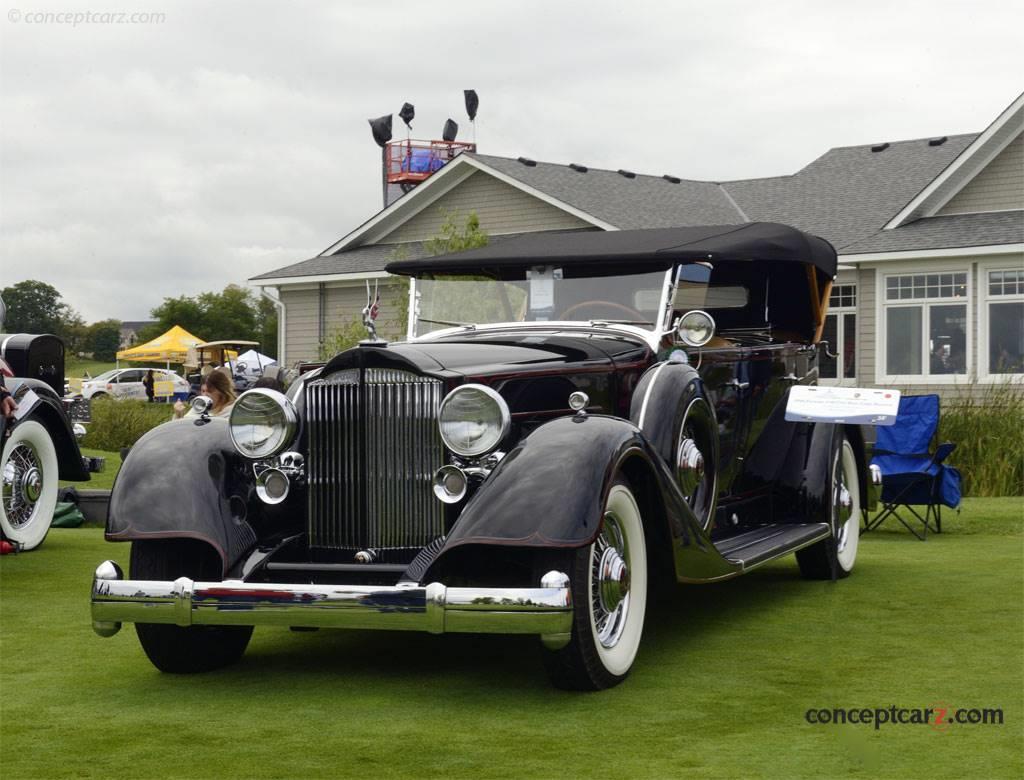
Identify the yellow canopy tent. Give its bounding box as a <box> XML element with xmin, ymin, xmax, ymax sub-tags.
<box><xmin>116</xmin><ymin>325</ymin><xmax>204</xmax><ymax>366</ymax></box>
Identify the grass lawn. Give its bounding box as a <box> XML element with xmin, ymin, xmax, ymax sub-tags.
<box><xmin>60</xmin><ymin>448</ymin><xmax>122</xmax><ymax>491</ymax></box>
<box><xmin>1</xmin><ymin>499</ymin><xmax>1020</xmax><ymax>779</ymax></box>
<box><xmin>64</xmin><ymin>357</ymin><xmax>116</xmax><ymax>380</ymax></box>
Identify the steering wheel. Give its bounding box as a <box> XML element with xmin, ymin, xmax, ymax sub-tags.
<box><xmin>559</xmin><ymin>300</ymin><xmax>648</xmax><ymax>322</ymax></box>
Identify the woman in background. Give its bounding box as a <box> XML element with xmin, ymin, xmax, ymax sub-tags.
<box><xmin>172</xmin><ymin>369</ymin><xmax>236</xmax><ymax>419</ymax></box>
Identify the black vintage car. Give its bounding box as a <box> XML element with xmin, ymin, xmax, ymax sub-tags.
<box><xmin>91</xmin><ymin>223</ymin><xmax>870</xmax><ymax>689</ymax></box>
<box><xmin>2</xmin><ymin>331</ymin><xmax>96</xmax><ymax>550</ymax></box>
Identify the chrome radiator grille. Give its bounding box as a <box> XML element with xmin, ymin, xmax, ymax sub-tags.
<box><xmin>306</xmin><ymin>368</ymin><xmax>445</xmax><ymax>553</ymax></box>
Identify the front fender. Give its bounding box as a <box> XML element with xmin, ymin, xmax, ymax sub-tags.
<box><xmin>442</xmin><ymin>415</ymin><xmax>662</xmax><ymax>549</ymax></box>
<box><xmin>5</xmin><ymin>378</ymin><xmax>88</xmax><ymax>481</ymax></box>
<box><xmin>105</xmin><ymin>418</ymin><xmax>257</xmax><ymax>575</ymax></box>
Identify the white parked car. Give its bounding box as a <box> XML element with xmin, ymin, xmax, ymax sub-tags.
<box><xmin>80</xmin><ymin>368</ymin><xmax>189</xmax><ymax>401</ymax></box>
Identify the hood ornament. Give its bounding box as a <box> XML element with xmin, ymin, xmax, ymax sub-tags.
<box><xmin>361</xmin><ymin>280</ymin><xmax>384</xmax><ymax>344</ymax></box>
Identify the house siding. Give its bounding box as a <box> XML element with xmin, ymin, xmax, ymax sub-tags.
<box><xmin>281</xmin><ymin>282</ymin><xmax>407</xmax><ymax>365</ymax></box>
<box><xmin>856</xmin><ymin>266</ymin><xmax>875</xmax><ymax>384</ymax></box>
<box><xmin>938</xmin><ymin>133</ymin><xmax>1024</xmax><ymax>215</ymax></box>
<box><xmin>383</xmin><ymin>170</ymin><xmax>593</xmax><ymax>243</ymax></box>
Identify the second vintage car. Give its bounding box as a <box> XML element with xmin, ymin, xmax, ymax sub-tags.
<box><xmin>91</xmin><ymin>222</ymin><xmax>870</xmax><ymax>690</ymax></box>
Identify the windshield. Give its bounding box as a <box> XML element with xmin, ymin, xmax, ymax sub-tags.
<box><xmin>413</xmin><ymin>268</ymin><xmax>668</xmax><ymax>336</ymax></box>
<box><xmin>91</xmin><ymin>369</ymin><xmax>119</xmax><ymax>381</ymax></box>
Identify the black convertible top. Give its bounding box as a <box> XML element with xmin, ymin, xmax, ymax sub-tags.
<box><xmin>385</xmin><ymin>222</ymin><xmax>837</xmax><ymax>277</ymax></box>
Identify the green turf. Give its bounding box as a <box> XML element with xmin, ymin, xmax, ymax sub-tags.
<box><xmin>1</xmin><ymin>499</ymin><xmax>1021</xmax><ymax>779</ymax></box>
<box><xmin>60</xmin><ymin>448</ymin><xmax>122</xmax><ymax>492</ymax></box>
<box><xmin>64</xmin><ymin>357</ymin><xmax>117</xmax><ymax>380</ymax></box>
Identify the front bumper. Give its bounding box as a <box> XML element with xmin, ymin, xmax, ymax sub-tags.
<box><xmin>90</xmin><ymin>562</ymin><xmax>574</xmax><ymax>649</ymax></box>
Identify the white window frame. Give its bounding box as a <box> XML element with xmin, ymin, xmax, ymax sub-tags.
<box><xmin>978</xmin><ymin>258</ymin><xmax>1024</xmax><ymax>383</ymax></box>
<box><xmin>875</xmin><ymin>260</ymin><xmax>973</xmax><ymax>385</ymax></box>
<box><xmin>820</xmin><ymin>284</ymin><xmax>857</xmax><ymax>387</ymax></box>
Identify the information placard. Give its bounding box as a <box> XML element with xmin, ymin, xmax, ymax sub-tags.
<box><xmin>785</xmin><ymin>386</ymin><xmax>901</xmax><ymax>426</ymax></box>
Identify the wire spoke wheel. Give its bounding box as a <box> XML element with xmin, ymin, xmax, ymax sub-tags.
<box><xmin>543</xmin><ymin>475</ymin><xmax>647</xmax><ymax>690</ymax></box>
<box><xmin>0</xmin><ymin>420</ymin><xmax>59</xmax><ymax>551</ymax></box>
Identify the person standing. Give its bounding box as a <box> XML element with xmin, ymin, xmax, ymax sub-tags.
<box><xmin>143</xmin><ymin>369</ymin><xmax>156</xmax><ymax>403</ymax></box>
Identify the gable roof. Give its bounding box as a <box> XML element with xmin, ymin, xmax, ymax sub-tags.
<box><xmin>884</xmin><ymin>92</ymin><xmax>1024</xmax><ymax>228</ymax></box>
<box><xmin>252</xmin><ymin>101</ymin><xmax>1022</xmax><ymax>285</ymax></box>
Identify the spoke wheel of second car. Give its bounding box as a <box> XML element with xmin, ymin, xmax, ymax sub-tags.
<box><xmin>542</xmin><ymin>475</ymin><xmax>648</xmax><ymax>690</ymax></box>
<box><xmin>0</xmin><ymin>420</ymin><xmax>59</xmax><ymax>551</ymax></box>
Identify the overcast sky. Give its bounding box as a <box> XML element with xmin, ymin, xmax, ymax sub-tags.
<box><xmin>1</xmin><ymin>0</ymin><xmax>1021</xmax><ymax>322</ymax></box>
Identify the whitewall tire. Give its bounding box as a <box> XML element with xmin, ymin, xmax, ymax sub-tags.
<box><xmin>1</xmin><ymin>420</ymin><xmax>60</xmax><ymax>551</ymax></box>
<box><xmin>543</xmin><ymin>476</ymin><xmax>648</xmax><ymax>690</ymax></box>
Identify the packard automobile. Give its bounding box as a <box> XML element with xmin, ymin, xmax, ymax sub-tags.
<box><xmin>91</xmin><ymin>223</ymin><xmax>871</xmax><ymax>689</ymax></box>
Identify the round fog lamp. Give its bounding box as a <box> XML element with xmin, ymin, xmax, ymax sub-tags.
<box><xmin>433</xmin><ymin>465</ymin><xmax>468</xmax><ymax>504</ymax></box>
<box><xmin>677</xmin><ymin>310</ymin><xmax>716</xmax><ymax>347</ymax></box>
<box><xmin>438</xmin><ymin>384</ymin><xmax>510</xmax><ymax>457</ymax></box>
<box><xmin>256</xmin><ymin>467</ymin><xmax>290</xmax><ymax>505</ymax></box>
<box><xmin>229</xmin><ymin>389</ymin><xmax>298</xmax><ymax>459</ymax></box>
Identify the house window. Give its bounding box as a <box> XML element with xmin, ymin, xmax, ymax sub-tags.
<box><xmin>883</xmin><ymin>271</ymin><xmax>968</xmax><ymax>378</ymax></box>
<box><xmin>821</xmin><ymin>285</ymin><xmax>856</xmax><ymax>383</ymax></box>
<box><xmin>983</xmin><ymin>267</ymin><xmax>1024</xmax><ymax>377</ymax></box>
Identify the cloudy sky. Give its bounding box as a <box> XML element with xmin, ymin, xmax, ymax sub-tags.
<box><xmin>1</xmin><ymin>0</ymin><xmax>1021</xmax><ymax>322</ymax></box>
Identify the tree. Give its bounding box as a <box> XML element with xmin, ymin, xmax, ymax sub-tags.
<box><xmin>87</xmin><ymin>319</ymin><xmax>122</xmax><ymax>361</ymax></box>
<box><xmin>423</xmin><ymin>209</ymin><xmax>489</xmax><ymax>256</ymax></box>
<box><xmin>2</xmin><ymin>279</ymin><xmax>75</xmax><ymax>335</ymax></box>
<box><xmin>145</xmin><ymin>284</ymin><xmax>278</xmax><ymax>358</ymax></box>
<box><xmin>147</xmin><ymin>296</ymin><xmax>206</xmax><ymax>340</ymax></box>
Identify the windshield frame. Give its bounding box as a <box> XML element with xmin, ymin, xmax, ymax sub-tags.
<box><xmin>406</xmin><ymin>268</ymin><xmax>675</xmax><ymax>347</ymax></box>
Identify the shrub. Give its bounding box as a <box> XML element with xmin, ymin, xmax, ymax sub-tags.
<box><xmin>82</xmin><ymin>398</ymin><xmax>174</xmax><ymax>451</ymax></box>
<box><xmin>939</xmin><ymin>382</ymin><xmax>1024</xmax><ymax>496</ymax></box>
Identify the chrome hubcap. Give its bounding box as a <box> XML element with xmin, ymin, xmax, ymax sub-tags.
<box><xmin>2</xmin><ymin>444</ymin><xmax>43</xmax><ymax>529</ymax></box>
<box><xmin>23</xmin><ymin>467</ymin><xmax>42</xmax><ymax>503</ymax></box>
<box><xmin>676</xmin><ymin>437</ymin><xmax>705</xmax><ymax>496</ymax></box>
<box><xmin>597</xmin><ymin>546</ymin><xmax>630</xmax><ymax>614</ymax></box>
<box><xmin>593</xmin><ymin>512</ymin><xmax>631</xmax><ymax>649</ymax></box>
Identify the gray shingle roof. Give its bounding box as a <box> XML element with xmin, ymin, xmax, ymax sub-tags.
<box><xmin>469</xmin><ymin>153</ymin><xmax>744</xmax><ymax>227</ymax></box>
<box><xmin>252</xmin><ymin>131</ymin><xmax>1018</xmax><ymax>282</ymax></box>
<box><xmin>840</xmin><ymin>211</ymin><xmax>1024</xmax><ymax>254</ymax></box>
<box><xmin>722</xmin><ymin>134</ymin><xmax>977</xmax><ymax>250</ymax></box>
<box><xmin>250</xmin><ymin>242</ymin><xmax>429</xmax><ymax>280</ymax></box>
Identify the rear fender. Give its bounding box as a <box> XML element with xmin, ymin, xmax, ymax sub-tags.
<box><xmin>105</xmin><ymin>418</ymin><xmax>257</xmax><ymax>575</ymax></box>
<box><xmin>734</xmin><ymin>394</ymin><xmax>867</xmax><ymax>523</ymax></box>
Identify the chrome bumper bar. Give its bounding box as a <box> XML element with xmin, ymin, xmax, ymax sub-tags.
<box><xmin>91</xmin><ymin>562</ymin><xmax>573</xmax><ymax>649</ymax></box>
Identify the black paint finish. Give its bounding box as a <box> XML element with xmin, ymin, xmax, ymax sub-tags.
<box><xmin>106</xmin><ymin>418</ymin><xmax>258</xmax><ymax>574</ymax></box>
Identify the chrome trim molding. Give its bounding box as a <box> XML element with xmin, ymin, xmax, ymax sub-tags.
<box><xmin>91</xmin><ymin>563</ymin><xmax>573</xmax><ymax>643</ymax></box>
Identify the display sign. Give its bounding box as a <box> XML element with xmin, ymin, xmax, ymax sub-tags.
<box><xmin>785</xmin><ymin>386</ymin><xmax>901</xmax><ymax>426</ymax></box>
<box><xmin>154</xmin><ymin>380</ymin><xmax>175</xmax><ymax>397</ymax></box>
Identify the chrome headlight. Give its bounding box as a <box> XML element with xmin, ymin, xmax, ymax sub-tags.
<box><xmin>676</xmin><ymin>310</ymin><xmax>716</xmax><ymax>347</ymax></box>
<box><xmin>438</xmin><ymin>384</ymin><xmax>510</xmax><ymax>458</ymax></box>
<box><xmin>229</xmin><ymin>389</ymin><xmax>298</xmax><ymax>459</ymax></box>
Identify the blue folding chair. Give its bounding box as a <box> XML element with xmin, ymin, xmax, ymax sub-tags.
<box><xmin>865</xmin><ymin>394</ymin><xmax>961</xmax><ymax>540</ymax></box>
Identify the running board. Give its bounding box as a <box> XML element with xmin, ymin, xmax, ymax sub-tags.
<box><xmin>714</xmin><ymin>523</ymin><xmax>831</xmax><ymax>571</ymax></box>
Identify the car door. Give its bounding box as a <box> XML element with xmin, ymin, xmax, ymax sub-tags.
<box><xmin>114</xmin><ymin>369</ymin><xmax>145</xmax><ymax>400</ymax></box>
